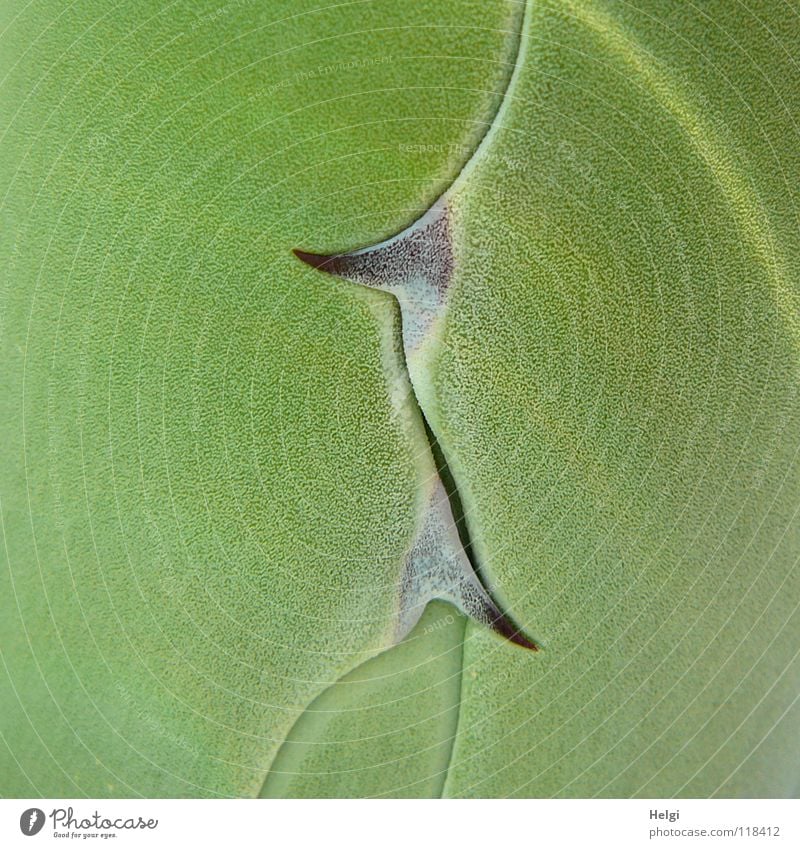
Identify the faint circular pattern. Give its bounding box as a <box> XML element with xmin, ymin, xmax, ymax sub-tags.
<box><xmin>1</xmin><ymin>0</ymin><xmax>798</xmax><ymax>799</ymax></box>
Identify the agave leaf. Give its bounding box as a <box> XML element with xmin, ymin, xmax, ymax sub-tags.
<box><xmin>0</xmin><ymin>0</ymin><xmax>523</xmax><ymax>796</ymax></box>
<box><xmin>3</xmin><ymin>0</ymin><xmax>799</xmax><ymax>800</ymax></box>
<box><xmin>261</xmin><ymin>601</ymin><xmax>465</xmax><ymax>799</ymax></box>
<box><xmin>437</xmin><ymin>0</ymin><xmax>800</xmax><ymax>798</ymax></box>
<box><xmin>288</xmin><ymin>0</ymin><xmax>800</xmax><ymax>798</ymax></box>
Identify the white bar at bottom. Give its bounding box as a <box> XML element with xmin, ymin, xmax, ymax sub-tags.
<box><xmin>1</xmin><ymin>798</ymin><xmax>797</xmax><ymax>848</ymax></box>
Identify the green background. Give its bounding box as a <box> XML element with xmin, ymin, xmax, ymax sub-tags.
<box><xmin>1</xmin><ymin>0</ymin><xmax>519</xmax><ymax>796</ymax></box>
<box><xmin>2</xmin><ymin>0</ymin><xmax>799</xmax><ymax>798</ymax></box>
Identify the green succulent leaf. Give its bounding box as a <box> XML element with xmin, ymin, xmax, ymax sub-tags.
<box><xmin>2</xmin><ymin>0</ymin><xmax>799</xmax><ymax>799</ymax></box>
<box><xmin>0</xmin><ymin>0</ymin><xmax>523</xmax><ymax>797</ymax></box>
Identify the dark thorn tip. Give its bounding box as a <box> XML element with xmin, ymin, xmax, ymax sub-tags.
<box><xmin>491</xmin><ymin>611</ymin><xmax>540</xmax><ymax>652</ymax></box>
<box><xmin>293</xmin><ymin>248</ymin><xmax>341</xmax><ymax>272</ymax></box>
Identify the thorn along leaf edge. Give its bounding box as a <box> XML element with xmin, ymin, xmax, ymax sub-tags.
<box><xmin>292</xmin><ymin>0</ymin><xmax>539</xmax><ymax>654</ymax></box>
<box><xmin>294</xmin><ymin>207</ymin><xmax>539</xmax><ymax>653</ymax></box>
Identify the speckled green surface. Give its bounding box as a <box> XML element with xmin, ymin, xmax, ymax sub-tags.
<box><xmin>2</xmin><ymin>0</ymin><xmax>799</xmax><ymax>799</ymax></box>
<box><xmin>431</xmin><ymin>0</ymin><xmax>800</xmax><ymax>797</ymax></box>
<box><xmin>261</xmin><ymin>602</ymin><xmax>465</xmax><ymax>798</ymax></box>
<box><xmin>0</xmin><ymin>0</ymin><xmax>519</xmax><ymax>796</ymax></box>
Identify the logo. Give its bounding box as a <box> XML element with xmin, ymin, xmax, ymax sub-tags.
<box><xmin>19</xmin><ymin>808</ymin><xmax>45</xmax><ymax>836</ymax></box>
<box><xmin>17</xmin><ymin>806</ymin><xmax>159</xmax><ymax>837</ymax></box>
